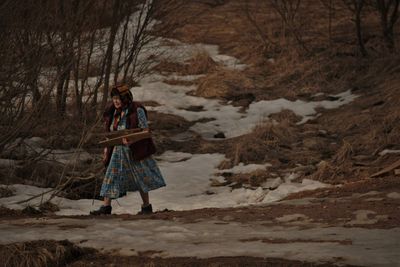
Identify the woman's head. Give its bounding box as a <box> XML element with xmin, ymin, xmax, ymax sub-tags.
<box><xmin>110</xmin><ymin>84</ymin><xmax>133</xmax><ymax>108</ymax></box>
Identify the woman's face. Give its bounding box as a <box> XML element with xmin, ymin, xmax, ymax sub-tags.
<box><xmin>112</xmin><ymin>96</ymin><xmax>122</xmax><ymax>109</ymax></box>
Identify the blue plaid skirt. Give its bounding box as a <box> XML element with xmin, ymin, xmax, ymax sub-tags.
<box><xmin>100</xmin><ymin>145</ymin><xmax>166</xmax><ymax>199</ymax></box>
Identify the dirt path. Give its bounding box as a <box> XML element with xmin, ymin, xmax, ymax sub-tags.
<box><xmin>0</xmin><ymin>213</ymin><xmax>398</xmax><ymax>267</ymax></box>
<box><xmin>1</xmin><ymin>180</ymin><xmax>399</xmax><ymax>267</ymax></box>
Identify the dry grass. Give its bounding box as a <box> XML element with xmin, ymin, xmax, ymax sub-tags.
<box><xmin>153</xmin><ymin>50</ymin><xmax>217</xmax><ymax>76</ymax></box>
<box><xmin>222</xmin><ymin>120</ymin><xmax>296</xmax><ymax>168</ymax></box>
<box><xmin>332</xmin><ymin>140</ymin><xmax>354</xmax><ymax>165</ymax></box>
<box><xmin>310</xmin><ymin>161</ymin><xmax>339</xmax><ymax>182</ymax></box>
<box><xmin>148</xmin><ymin>111</ymin><xmax>193</xmax><ymax>133</ymax></box>
<box><xmin>152</xmin><ymin>60</ymin><xmax>186</xmax><ymax>74</ymax></box>
<box><xmin>14</xmin><ymin>161</ymin><xmax>64</xmax><ymax>188</ymax></box>
<box><xmin>184</xmin><ymin>50</ymin><xmax>218</xmax><ymax>75</ymax></box>
<box><xmin>0</xmin><ymin>240</ymin><xmax>90</xmax><ymax>267</ymax></box>
<box><xmin>38</xmin><ymin>201</ymin><xmax>60</xmax><ymax>213</ymax></box>
<box><xmin>221</xmin><ymin>169</ymin><xmax>270</xmax><ymax>187</ymax></box>
<box><xmin>268</xmin><ymin>109</ymin><xmax>302</xmax><ymax>124</ymax></box>
<box><xmin>196</xmin><ymin>67</ymin><xmax>255</xmax><ymax>98</ymax></box>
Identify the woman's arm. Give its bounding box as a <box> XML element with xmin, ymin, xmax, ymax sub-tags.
<box><xmin>122</xmin><ymin>107</ymin><xmax>149</xmax><ymax>145</ymax></box>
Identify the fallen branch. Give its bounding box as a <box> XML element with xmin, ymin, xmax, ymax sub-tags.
<box><xmin>370</xmin><ymin>158</ymin><xmax>400</xmax><ymax>178</ymax></box>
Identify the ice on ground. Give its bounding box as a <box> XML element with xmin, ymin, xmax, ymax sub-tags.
<box><xmin>262</xmin><ymin>179</ymin><xmax>329</xmax><ymax>203</ymax></box>
<box><xmin>0</xmin><ymin>217</ymin><xmax>399</xmax><ymax>267</ymax></box>
<box><xmin>216</xmin><ymin>162</ymin><xmax>272</xmax><ymax>174</ymax></box>
<box><xmin>0</xmin><ymin>151</ymin><xmax>329</xmax><ymax>216</ymax></box>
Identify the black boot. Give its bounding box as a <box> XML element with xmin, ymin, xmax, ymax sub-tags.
<box><xmin>90</xmin><ymin>205</ymin><xmax>112</xmax><ymax>215</ymax></box>
<box><xmin>137</xmin><ymin>204</ymin><xmax>153</xmax><ymax>215</ymax></box>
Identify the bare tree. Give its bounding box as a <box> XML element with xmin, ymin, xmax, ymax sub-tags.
<box><xmin>320</xmin><ymin>0</ymin><xmax>338</xmax><ymax>46</ymax></box>
<box><xmin>0</xmin><ymin>0</ymin><xmax>181</xmax><ymax>142</ymax></box>
<box><xmin>101</xmin><ymin>0</ymin><xmax>123</xmax><ymax>109</ymax></box>
<box><xmin>269</xmin><ymin>0</ymin><xmax>309</xmax><ymax>53</ymax></box>
<box><xmin>243</xmin><ymin>0</ymin><xmax>279</xmax><ymax>55</ymax></box>
<box><xmin>375</xmin><ymin>0</ymin><xmax>400</xmax><ymax>51</ymax></box>
<box><xmin>343</xmin><ymin>0</ymin><xmax>368</xmax><ymax>56</ymax></box>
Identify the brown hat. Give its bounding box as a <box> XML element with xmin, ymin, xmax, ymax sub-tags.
<box><xmin>111</xmin><ymin>84</ymin><xmax>129</xmax><ymax>96</ymax></box>
<box><xmin>110</xmin><ymin>84</ymin><xmax>133</xmax><ymax>102</ymax></box>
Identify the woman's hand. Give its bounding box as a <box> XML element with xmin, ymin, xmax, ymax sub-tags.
<box><xmin>122</xmin><ymin>137</ymin><xmax>131</xmax><ymax>145</ymax></box>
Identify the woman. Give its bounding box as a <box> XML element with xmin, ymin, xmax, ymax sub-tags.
<box><xmin>90</xmin><ymin>84</ymin><xmax>166</xmax><ymax>215</ymax></box>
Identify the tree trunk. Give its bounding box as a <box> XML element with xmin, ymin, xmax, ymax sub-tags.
<box><xmin>101</xmin><ymin>0</ymin><xmax>121</xmax><ymax>109</ymax></box>
<box><xmin>114</xmin><ymin>13</ymin><xmax>130</xmax><ymax>84</ymax></box>
<box><xmin>61</xmin><ymin>70</ymin><xmax>70</xmax><ymax>118</ymax></box>
<box><xmin>74</xmin><ymin>34</ymin><xmax>83</xmax><ymax>120</ymax></box>
<box><xmin>376</xmin><ymin>0</ymin><xmax>399</xmax><ymax>51</ymax></box>
<box><xmin>355</xmin><ymin>1</ymin><xmax>367</xmax><ymax>56</ymax></box>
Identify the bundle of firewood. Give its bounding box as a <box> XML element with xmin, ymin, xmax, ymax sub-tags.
<box><xmin>98</xmin><ymin>128</ymin><xmax>151</xmax><ymax>146</ymax></box>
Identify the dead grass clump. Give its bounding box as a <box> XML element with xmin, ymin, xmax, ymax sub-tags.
<box><xmin>15</xmin><ymin>161</ymin><xmax>64</xmax><ymax>188</ymax></box>
<box><xmin>0</xmin><ymin>206</ymin><xmax>23</xmax><ymax>217</ymax></box>
<box><xmin>253</xmin><ymin>120</ymin><xmax>295</xmax><ymax>148</ymax></box>
<box><xmin>309</xmin><ymin>158</ymin><xmax>358</xmax><ymax>184</ymax></box>
<box><xmin>148</xmin><ymin>111</ymin><xmax>192</xmax><ymax>133</ymax></box>
<box><xmin>57</xmin><ymin>176</ymin><xmax>102</xmax><ymax>200</ymax></box>
<box><xmin>21</xmin><ymin>206</ymin><xmax>43</xmax><ymax>216</ymax></box>
<box><xmin>0</xmin><ymin>240</ymin><xmax>90</xmax><ymax>267</ymax></box>
<box><xmin>152</xmin><ymin>60</ymin><xmax>187</xmax><ymax>74</ymax></box>
<box><xmin>196</xmin><ymin>67</ymin><xmax>254</xmax><ymax>98</ymax></box>
<box><xmin>232</xmin><ymin>169</ymin><xmax>270</xmax><ymax>187</ymax></box>
<box><xmin>318</xmin><ymin>140</ymin><xmax>358</xmax><ymax>183</ymax></box>
<box><xmin>332</xmin><ymin>140</ymin><xmax>354</xmax><ymax>165</ymax></box>
<box><xmin>38</xmin><ymin>201</ymin><xmax>60</xmax><ymax>213</ymax></box>
<box><xmin>268</xmin><ymin>109</ymin><xmax>302</xmax><ymax>124</ymax></box>
<box><xmin>310</xmin><ymin>161</ymin><xmax>338</xmax><ymax>182</ymax></box>
<box><xmin>0</xmin><ymin>186</ymin><xmax>15</xmax><ymax>198</ymax></box>
<box><xmin>152</xmin><ymin>51</ymin><xmax>217</xmax><ymax>76</ymax></box>
<box><xmin>184</xmin><ymin>50</ymin><xmax>217</xmax><ymax>75</ymax></box>
<box><xmin>381</xmin><ymin>109</ymin><xmax>400</xmax><ymax>147</ymax></box>
<box><xmin>224</xmin><ymin>120</ymin><xmax>296</xmax><ymax>166</ymax></box>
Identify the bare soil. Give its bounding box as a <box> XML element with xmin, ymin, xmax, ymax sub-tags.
<box><xmin>0</xmin><ymin>239</ymin><xmax>359</xmax><ymax>267</ymax></box>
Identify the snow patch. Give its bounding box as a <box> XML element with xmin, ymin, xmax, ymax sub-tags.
<box><xmin>217</xmin><ymin>162</ymin><xmax>272</xmax><ymax>174</ymax></box>
<box><xmin>0</xmin><ymin>151</ymin><xmax>329</xmax><ymax>215</ymax></box>
<box><xmin>0</xmin><ymin>218</ymin><xmax>399</xmax><ymax>267</ymax></box>
<box><xmin>379</xmin><ymin>149</ymin><xmax>400</xmax><ymax>156</ymax></box>
<box><xmin>133</xmin><ymin>75</ymin><xmax>358</xmax><ymax>139</ymax></box>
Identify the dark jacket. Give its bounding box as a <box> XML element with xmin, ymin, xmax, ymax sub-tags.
<box><xmin>103</xmin><ymin>101</ymin><xmax>156</xmax><ymax>167</ymax></box>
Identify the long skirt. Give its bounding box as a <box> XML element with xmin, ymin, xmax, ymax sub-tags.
<box><xmin>100</xmin><ymin>145</ymin><xmax>166</xmax><ymax>199</ymax></box>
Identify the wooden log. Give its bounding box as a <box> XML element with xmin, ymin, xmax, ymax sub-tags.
<box><xmin>99</xmin><ymin>130</ymin><xmax>152</xmax><ymax>146</ymax></box>
<box><xmin>370</xmin><ymin>158</ymin><xmax>400</xmax><ymax>178</ymax></box>
<box><xmin>104</xmin><ymin>128</ymin><xmax>143</xmax><ymax>139</ymax></box>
